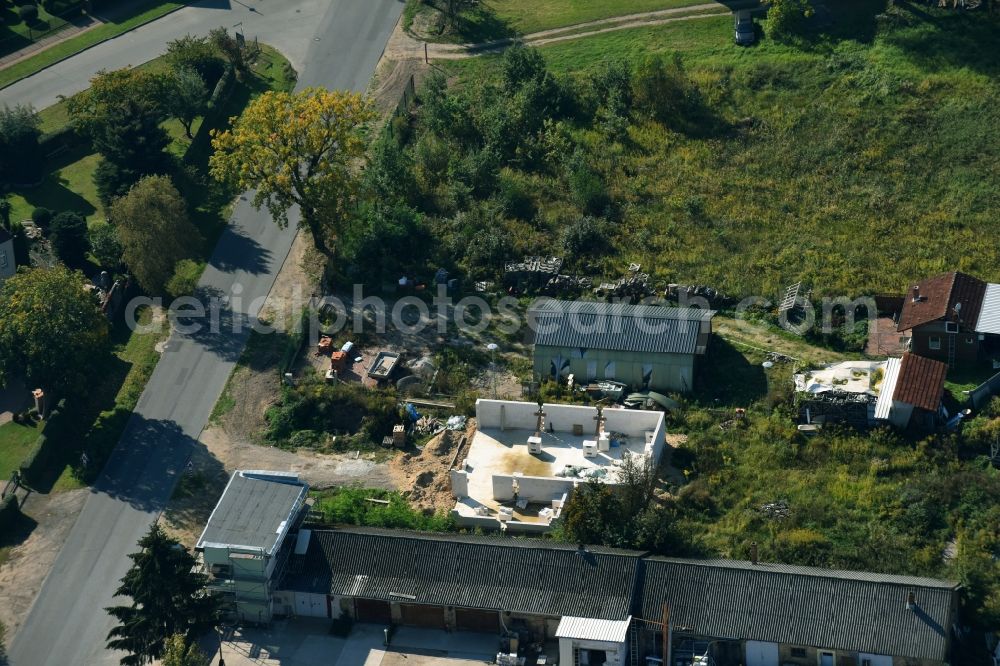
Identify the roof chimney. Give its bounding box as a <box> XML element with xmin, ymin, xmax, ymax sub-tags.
<box><xmin>906</xmin><ymin>590</ymin><xmax>916</xmax><ymax>611</ymax></box>
<box><xmin>750</xmin><ymin>541</ymin><xmax>758</xmax><ymax>565</ymax></box>
<box><xmin>912</xmin><ymin>285</ymin><xmax>920</xmax><ymax>303</ymax></box>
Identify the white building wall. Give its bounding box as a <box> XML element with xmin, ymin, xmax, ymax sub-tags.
<box><xmin>559</xmin><ymin>638</ymin><xmax>628</xmax><ymax>666</ymax></box>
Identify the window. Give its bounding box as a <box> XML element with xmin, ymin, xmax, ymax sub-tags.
<box><xmin>945</xmin><ymin>321</ymin><xmax>959</xmax><ymax>333</ymax></box>
<box><xmin>861</xmin><ymin>660</ymin><xmax>873</xmax><ymax>666</ymax></box>
<box><xmin>791</xmin><ymin>647</ymin><xmax>807</xmax><ymax>658</ymax></box>
<box><xmin>928</xmin><ymin>336</ymin><xmax>941</xmax><ymax>350</ymax></box>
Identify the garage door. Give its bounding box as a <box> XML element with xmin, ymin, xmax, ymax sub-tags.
<box><xmin>355</xmin><ymin>598</ymin><xmax>392</xmax><ymax>624</ymax></box>
<box><xmin>455</xmin><ymin>608</ymin><xmax>500</xmax><ymax>633</ymax></box>
<box><xmin>745</xmin><ymin>641</ymin><xmax>779</xmax><ymax>666</ymax></box>
<box><xmin>400</xmin><ymin>603</ymin><xmax>446</xmax><ymax>628</ymax></box>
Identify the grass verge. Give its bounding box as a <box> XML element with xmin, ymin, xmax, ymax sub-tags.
<box><xmin>0</xmin><ymin>0</ymin><xmax>185</xmax><ymax>90</ymax></box>
<box><xmin>0</xmin><ymin>420</ymin><xmax>40</xmax><ymax>483</ymax></box>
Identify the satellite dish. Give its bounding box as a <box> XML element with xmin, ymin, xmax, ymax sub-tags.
<box><xmin>487</xmin><ymin>343</ymin><xmax>499</xmax><ymax>351</ymax></box>
<box><xmin>762</xmin><ymin>361</ymin><xmax>774</xmax><ymax>369</ymax></box>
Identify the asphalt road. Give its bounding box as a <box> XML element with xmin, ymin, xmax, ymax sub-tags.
<box><xmin>1</xmin><ymin>0</ymin><xmax>374</xmax><ymax>109</ymax></box>
<box><xmin>5</xmin><ymin>1</ymin><xmax>404</xmax><ymax>664</ymax></box>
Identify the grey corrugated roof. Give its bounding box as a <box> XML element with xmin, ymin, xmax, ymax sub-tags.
<box><xmin>529</xmin><ymin>300</ymin><xmax>715</xmax><ymax>356</ymax></box>
<box><xmin>638</xmin><ymin>557</ymin><xmax>958</xmax><ymax>661</ymax></box>
<box><xmin>196</xmin><ymin>471</ymin><xmax>308</xmax><ymax>556</ymax></box>
<box><xmin>286</xmin><ymin>529</ymin><xmax>641</xmax><ymax>620</ymax></box>
<box><xmin>976</xmin><ymin>283</ymin><xmax>1000</xmax><ymax>335</ymax></box>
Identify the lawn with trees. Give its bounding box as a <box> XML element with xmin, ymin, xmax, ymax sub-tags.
<box><xmin>0</xmin><ymin>35</ymin><xmax>295</xmax><ymax>488</ymax></box>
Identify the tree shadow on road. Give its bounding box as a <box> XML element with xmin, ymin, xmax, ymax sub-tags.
<box><xmin>207</xmin><ymin>223</ymin><xmax>274</xmax><ymax>276</ymax></box>
<box><xmin>90</xmin><ymin>415</ymin><xmax>199</xmax><ymax>512</ymax></box>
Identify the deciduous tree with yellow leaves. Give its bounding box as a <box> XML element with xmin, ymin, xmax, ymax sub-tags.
<box><xmin>208</xmin><ymin>88</ymin><xmax>376</xmax><ymax>255</ymax></box>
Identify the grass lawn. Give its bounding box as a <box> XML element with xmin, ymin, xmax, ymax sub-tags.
<box><xmin>490</xmin><ymin>0</ymin><xmax>725</xmax><ymax>34</ymax></box>
<box><xmin>409</xmin><ymin>0</ymin><xmax>725</xmax><ymax>42</ymax></box>
<box><xmin>8</xmin><ymin>147</ymin><xmax>101</xmax><ymax>225</ymax></box>
<box><xmin>0</xmin><ymin>420</ymin><xmax>40</xmax><ymax>484</ymax></box>
<box><xmin>0</xmin><ymin>0</ymin><xmax>185</xmax><ymax>90</ymax></box>
<box><xmin>440</xmin><ymin>3</ymin><xmax>1000</xmax><ymax>297</ymax></box>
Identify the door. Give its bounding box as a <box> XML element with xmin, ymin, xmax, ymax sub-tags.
<box><xmin>745</xmin><ymin>641</ymin><xmax>779</xmax><ymax>666</ymax></box>
<box><xmin>586</xmin><ymin>361</ymin><xmax>597</xmax><ymax>380</ymax></box>
<box><xmin>818</xmin><ymin>652</ymin><xmax>834</xmax><ymax>666</ymax></box>
<box><xmin>455</xmin><ymin>608</ymin><xmax>500</xmax><ymax>633</ymax></box>
<box><xmin>604</xmin><ymin>361</ymin><xmax>616</xmax><ymax>380</ymax></box>
<box><xmin>400</xmin><ymin>603</ymin><xmax>446</xmax><ymax>628</ymax></box>
<box><xmin>354</xmin><ymin>598</ymin><xmax>392</xmax><ymax>624</ymax></box>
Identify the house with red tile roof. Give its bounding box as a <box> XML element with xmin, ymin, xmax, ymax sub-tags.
<box><xmin>874</xmin><ymin>353</ymin><xmax>949</xmax><ymax>429</ymax></box>
<box><xmin>896</xmin><ymin>272</ymin><xmax>1000</xmax><ymax>365</ymax></box>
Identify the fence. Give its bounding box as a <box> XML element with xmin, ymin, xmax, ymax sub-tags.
<box><xmin>969</xmin><ymin>369</ymin><xmax>1000</xmax><ymax>410</ymax></box>
<box><xmin>383</xmin><ymin>74</ymin><xmax>416</xmax><ymax>140</ymax></box>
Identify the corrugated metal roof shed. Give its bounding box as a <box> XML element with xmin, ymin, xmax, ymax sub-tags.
<box><xmin>529</xmin><ymin>300</ymin><xmax>715</xmax><ymax>356</ymax></box>
<box><xmin>893</xmin><ymin>353</ymin><xmax>947</xmax><ymax>412</ymax></box>
<box><xmin>874</xmin><ymin>357</ymin><xmax>901</xmax><ymax>420</ymax></box>
<box><xmin>196</xmin><ymin>471</ymin><xmax>308</xmax><ymax>555</ymax></box>
<box><xmin>638</xmin><ymin>557</ymin><xmax>958</xmax><ymax>662</ymax></box>
<box><xmin>285</xmin><ymin>528</ymin><xmax>641</xmax><ymax>620</ymax></box>
<box><xmin>556</xmin><ymin>616</ymin><xmax>631</xmax><ymax>644</ymax></box>
<box><xmin>975</xmin><ymin>283</ymin><xmax>1000</xmax><ymax>335</ymax></box>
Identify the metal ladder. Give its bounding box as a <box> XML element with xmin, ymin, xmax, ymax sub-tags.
<box><xmin>629</xmin><ymin>627</ymin><xmax>640</xmax><ymax>666</ymax></box>
<box><xmin>948</xmin><ymin>333</ymin><xmax>956</xmax><ymax>367</ymax></box>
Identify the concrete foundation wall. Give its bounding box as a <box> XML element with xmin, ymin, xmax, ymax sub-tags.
<box><xmin>451</xmin><ymin>511</ymin><xmax>553</xmax><ymax>534</ymax></box>
<box><xmin>475</xmin><ymin>400</ymin><xmax>664</xmax><ymax>440</ymax></box>
<box><xmin>492</xmin><ymin>473</ymin><xmax>577</xmax><ymax>502</ymax></box>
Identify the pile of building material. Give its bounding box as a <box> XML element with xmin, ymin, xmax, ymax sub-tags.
<box><xmin>594</xmin><ymin>272</ymin><xmax>651</xmax><ymax>299</ymax></box>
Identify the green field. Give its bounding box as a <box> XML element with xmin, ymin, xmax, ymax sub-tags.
<box><xmin>0</xmin><ymin>0</ymin><xmax>185</xmax><ymax>90</ymax></box>
<box><xmin>489</xmin><ymin>0</ymin><xmax>721</xmax><ymax>33</ymax></box>
<box><xmin>438</xmin><ymin>4</ymin><xmax>1000</xmax><ymax>298</ymax></box>
<box><xmin>0</xmin><ymin>420</ymin><xmax>40</xmax><ymax>484</ymax></box>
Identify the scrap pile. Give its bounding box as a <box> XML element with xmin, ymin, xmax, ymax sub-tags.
<box><xmin>664</xmin><ymin>283</ymin><xmax>737</xmax><ymax>306</ymax></box>
<box><xmin>797</xmin><ymin>390</ymin><xmax>873</xmax><ymax>427</ymax></box>
<box><xmin>594</xmin><ymin>269</ymin><xmax>651</xmax><ymax>299</ymax></box>
<box><xmin>504</xmin><ymin>256</ymin><xmax>563</xmax><ymax>291</ymax></box>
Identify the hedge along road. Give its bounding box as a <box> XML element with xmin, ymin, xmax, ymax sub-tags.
<box><xmin>1</xmin><ymin>0</ymin><xmax>358</xmax><ymax>108</ymax></box>
<box><xmin>5</xmin><ymin>1</ymin><xmax>405</xmax><ymax>665</ymax></box>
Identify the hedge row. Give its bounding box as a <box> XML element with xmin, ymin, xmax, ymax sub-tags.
<box><xmin>0</xmin><ymin>493</ymin><xmax>19</xmax><ymax>533</ymax></box>
<box><xmin>18</xmin><ymin>399</ymin><xmax>69</xmax><ymax>488</ymax></box>
<box><xmin>38</xmin><ymin>124</ymin><xmax>86</xmax><ymax>157</ymax></box>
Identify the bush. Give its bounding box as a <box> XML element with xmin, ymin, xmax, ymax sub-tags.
<box><xmin>94</xmin><ymin>159</ymin><xmax>140</xmax><ymax>207</ymax></box>
<box><xmin>564</xmin><ymin>150</ymin><xmax>610</xmax><ymax>216</ymax></box>
<box><xmin>561</xmin><ymin>215</ymin><xmax>610</xmax><ymax>257</ymax></box>
<box><xmin>88</xmin><ymin>222</ymin><xmax>123</xmax><ymax>271</ymax></box>
<box><xmin>31</xmin><ymin>206</ymin><xmax>52</xmax><ymax>229</ymax></box>
<box><xmin>165</xmin><ymin>259</ymin><xmax>205</xmax><ymax>299</ymax></box>
<box><xmin>633</xmin><ymin>53</ymin><xmax>699</xmax><ymax>128</ymax></box>
<box><xmin>49</xmin><ymin>210</ymin><xmax>89</xmax><ymax>265</ymax></box>
<box><xmin>17</xmin><ymin>3</ymin><xmax>37</xmax><ymax>22</ymax></box>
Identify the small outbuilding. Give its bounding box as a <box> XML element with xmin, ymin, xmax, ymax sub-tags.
<box><xmin>529</xmin><ymin>300</ymin><xmax>715</xmax><ymax>393</ymax></box>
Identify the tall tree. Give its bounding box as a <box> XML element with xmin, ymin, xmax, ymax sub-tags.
<box><xmin>209</xmin><ymin>88</ymin><xmax>376</xmax><ymax>255</ymax></box>
<box><xmin>0</xmin><ymin>104</ymin><xmax>43</xmax><ymax>187</ymax></box>
<box><xmin>0</xmin><ymin>265</ymin><xmax>108</xmax><ymax>392</ymax></box>
<box><xmin>92</xmin><ymin>99</ymin><xmax>172</xmax><ymax>206</ymax></box>
<box><xmin>110</xmin><ymin>175</ymin><xmax>202</xmax><ymax>295</ymax></box>
<box><xmin>106</xmin><ymin>524</ymin><xmax>221</xmax><ymax>666</ymax></box>
<box><xmin>66</xmin><ymin>68</ymin><xmax>170</xmax><ymax>139</ymax></box>
<box><xmin>164</xmin><ymin>68</ymin><xmax>208</xmax><ymax>139</ymax></box>
<box><xmin>165</xmin><ymin>34</ymin><xmax>225</xmax><ymax>85</ymax></box>
<box><xmin>49</xmin><ymin>210</ymin><xmax>90</xmax><ymax>266</ymax></box>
